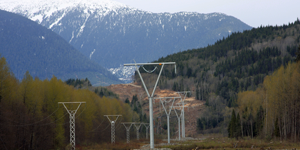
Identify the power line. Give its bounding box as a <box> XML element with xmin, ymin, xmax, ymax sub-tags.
<box><xmin>0</xmin><ymin>107</ymin><xmax>60</xmax><ymax>126</ymax></box>
<box><xmin>100</xmin><ymin>123</ymin><xmax>111</xmax><ymax>133</ymax></box>
<box><xmin>88</xmin><ymin>120</ymin><xmax>105</xmax><ymax>132</ymax></box>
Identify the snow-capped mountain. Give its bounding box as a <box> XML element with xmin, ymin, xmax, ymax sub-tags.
<box><xmin>0</xmin><ymin>0</ymin><xmax>252</xmax><ymax>81</ymax></box>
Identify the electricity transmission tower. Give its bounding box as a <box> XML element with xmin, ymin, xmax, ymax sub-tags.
<box><xmin>133</xmin><ymin>123</ymin><xmax>142</xmax><ymax>140</ymax></box>
<box><xmin>124</xmin><ymin>62</ymin><xmax>176</xmax><ymax>149</ymax></box>
<box><xmin>104</xmin><ymin>115</ymin><xmax>122</xmax><ymax>144</ymax></box>
<box><xmin>173</xmin><ymin>106</ymin><xmax>182</xmax><ymax>140</ymax></box>
<box><xmin>58</xmin><ymin>102</ymin><xmax>86</xmax><ymax>150</ymax></box>
<box><xmin>143</xmin><ymin>123</ymin><xmax>150</xmax><ymax>139</ymax></box>
<box><xmin>155</xmin><ymin>97</ymin><xmax>180</xmax><ymax>144</ymax></box>
<box><xmin>176</xmin><ymin>91</ymin><xmax>191</xmax><ymax>138</ymax></box>
<box><xmin>122</xmin><ymin>122</ymin><xmax>133</xmax><ymax>143</ymax></box>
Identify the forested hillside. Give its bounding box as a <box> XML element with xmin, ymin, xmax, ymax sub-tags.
<box><xmin>135</xmin><ymin>19</ymin><xmax>300</xmax><ymax>136</ymax></box>
<box><xmin>0</xmin><ymin>57</ymin><xmax>139</xmax><ymax>149</ymax></box>
<box><xmin>228</xmin><ymin>60</ymin><xmax>300</xmax><ymax>140</ymax></box>
<box><xmin>0</xmin><ymin>9</ymin><xmax>121</xmax><ymax>86</ymax></box>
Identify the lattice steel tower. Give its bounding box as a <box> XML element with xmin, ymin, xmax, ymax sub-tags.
<box><xmin>143</xmin><ymin>123</ymin><xmax>150</xmax><ymax>139</ymax></box>
<box><xmin>58</xmin><ymin>102</ymin><xmax>86</xmax><ymax>150</ymax></box>
<box><xmin>133</xmin><ymin>123</ymin><xmax>142</xmax><ymax>140</ymax></box>
<box><xmin>122</xmin><ymin>122</ymin><xmax>133</xmax><ymax>143</ymax></box>
<box><xmin>104</xmin><ymin>115</ymin><xmax>121</xmax><ymax>144</ymax></box>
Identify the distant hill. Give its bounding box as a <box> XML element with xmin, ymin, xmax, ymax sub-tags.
<box><xmin>0</xmin><ymin>0</ymin><xmax>252</xmax><ymax>78</ymax></box>
<box><xmin>135</xmin><ymin>20</ymin><xmax>300</xmax><ymax>131</ymax></box>
<box><xmin>0</xmin><ymin>9</ymin><xmax>121</xmax><ymax>86</ymax></box>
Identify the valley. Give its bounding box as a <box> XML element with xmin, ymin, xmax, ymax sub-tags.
<box><xmin>0</xmin><ymin>0</ymin><xmax>299</xmax><ymax>149</ymax></box>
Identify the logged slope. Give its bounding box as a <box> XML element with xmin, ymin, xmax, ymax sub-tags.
<box><xmin>0</xmin><ymin>0</ymin><xmax>252</xmax><ymax>71</ymax></box>
<box><xmin>0</xmin><ymin>9</ymin><xmax>121</xmax><ymax>86</ymax></box>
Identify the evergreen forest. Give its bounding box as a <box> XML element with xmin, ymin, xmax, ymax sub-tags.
<box><xmin>136</xmin><ymin>19</ymin><xmax>300</xmax><ymax>140</ymax></box>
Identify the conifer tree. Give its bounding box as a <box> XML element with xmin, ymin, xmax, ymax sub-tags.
<box><xmin>295</xmin><ymin>45</ymin><xmax>300</xmax><ymax>62</ymax></box>
<box><xmin>125</xmin><ymin>98</ymin><xmax>129</xmax><ymax>104</ymax></box>
<box><xmin>236</xmin><ymin>113</ymin><xmax>241</xmax><ymax>139</ymax></box>
<box><xmin>228</xmin><ymin>109</ymin><xmax>237</xmax><ymax>138</ymax></box>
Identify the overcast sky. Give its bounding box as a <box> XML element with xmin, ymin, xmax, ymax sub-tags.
<box><xmin>114</xmin><ymin>0</ymin><xmax>299</xmax><ymax>28</ymax></box>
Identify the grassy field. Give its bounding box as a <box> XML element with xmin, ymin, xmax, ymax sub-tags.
<box><xmin>159</xmin><ymin>134</ymin><xmax>300</xmax><ymax>150</ymax></box>
<box><xmin>80</xmin><ymin>134</ymin><xmax>300</xmax><ymax>150</ymax></box>
<box><xmin>81</xmin><ymin>139</ymin><xmax>164</xmax><ymax>150</ymax></box>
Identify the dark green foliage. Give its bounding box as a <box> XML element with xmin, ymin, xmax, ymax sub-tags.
<box><xmin>125</xmin><ymin>98</ymin><xmax>130</xmax><ymax>104</ymax></box>
<box><xmin>158</xmin><ymin>21</ymin><xmax>299</xmax><ymax>65</ymax></box>
<box><xmin>287</xmin><ymin>45</ymin><xmax>298</xmax><ymax>56</ymax></box>
<box><xmin>216</xmin><ymin>78</ymin><xmax>239</xmax><ymax>104</ymax></box>
<box><xmin>236</xmin><ymin>113</ymin><xmax>241</xmax><ymax>139</ymax></box>
<box><xmin>255</xmin><ymin>106</ymin><xmax>264</xmax><ymax>136</ymax></box>
<box><xmin>227</xmin><ymin>110</ymin><xmax>242</xmax><ymax>139</ymax></box>
<box><xmin>94</xmin><ymin>87</ymin><xmax>119</xmax><ymax>99</ymax></box>
<box><xmin>215</xmin><ymin>47</ymin><xmax>281</xmax><ymax>77</ymax></box>
<box><xmin>65</xmin><ymin>78</ymin><xmax>92</xmax><ymax>87</ymax></box>
<box><xmin>196</xmin><ymin>85</ymin><xmax>200</xmax><ymax>100</ymax></box>
<box><xmin>129</xmin><ymin>94</ymin><xmax>146</xmax><ymax>122</ymax></box>
<box><xmin>186</xmin><ymin>67</ymin><xmax>193</xmax><ymax>78</ymax></box>
<box><xmin>295</xmin><ymin>45</ymin><xmax>300</xmax><ymax>62</ymax></box>
<box><xmin>99</xmin><ymin>89</ymin><xmax>104</xmax><ymax>97</ymax></box>
<box><xmin>228</xmin><ymin>109</ymin><xmax>237</xmax><ymax>138</ymax></box>
<box><xmin>197</xmin><ymin>116</ymin><xmax>223</xmax><ymax>131</ymax></box>
<box><xmin>274</xmin><ymin>118</ymin><xmax>280</xmax><ymax>137</ymax></box>
<box><xmin>163</xmin><ymin>123</ymin><xmax>167</xmax><ymax>130</ymax></box>
<box><xmin>172</xmin><ymin>80</ymin><xmax>184</xmax><ymax>91</ymax></box>
<box><xmin>197</xmin><ymin>118</ymin><xmax>204</xmax><ymax>130</ymax></box>
<box><xmin>130</xmin><ymin>95</ymin><xmax>142</xmax><ymax>114</ymax></box>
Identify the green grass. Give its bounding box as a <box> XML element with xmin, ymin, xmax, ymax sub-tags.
<box><xmin>159</xmin><ymin>135</ymin><xmax>300</xmax><ymax>150</ymax></box>
<box><xmin>79</xmin><ymin>135</ymin><xmax>300</xmax><ymax>150</ymax></box>
<box><xmin>81</xmin><ymin>138</ymin><xmax>164</xmax><ymax>150</ymax></box>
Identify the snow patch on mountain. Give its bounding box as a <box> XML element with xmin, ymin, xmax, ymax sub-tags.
<box><xmin>49</xmin><ymin>11</ymin><xmax>66</xmax><ymax>29</ymax></box>
<box><xmin>69</xmin><ymin>31</ymin><xmax>74</xmax><ymax>43</ymax></box>
<box><xmin>108</xmin><ymin>65</ymin><xmax>136</xmax><ymax>83</ymax></box>
<box><xmin>0</xmin><ymin>0</ymin><xmax>129</xmax><ymax>23</ymax></box>
<box><xmin>90</xmin><ymin>49</ymin><xmax>96</xmax><ymax>59</ymax></box>
<box><xmin>77</xmin><ymin>13</ymin><xmax>90</xmax><ymax>37</ymax></box>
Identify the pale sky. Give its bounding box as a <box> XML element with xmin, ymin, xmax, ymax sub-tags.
<box><xmin>114</xmin><ymin>0</ymin><xmax>299</xmax><ymax>28</ymax></box>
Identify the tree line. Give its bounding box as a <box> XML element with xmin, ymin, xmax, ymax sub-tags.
<box><xmin>228</xmin><ymin>60</ymin><xmax>300</xmax><ymax>140</ymax></box>
<box><xmin>138</xmin><ymin>19</ymin><xmax>300</xmax><ymax>134</ymax></box>
<box><xmin>0</xmin><ymin>56</ymin><xmax>138</xmax><ymax>149</ymax></box>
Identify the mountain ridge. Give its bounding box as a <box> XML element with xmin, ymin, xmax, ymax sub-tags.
<box><xmin>0</xmin><ymin>9</ymin><xmax>121</xmax><ymax>85</ymax></box>
<box><xmin>0</xmin><ymin>0</ymin><xmax>253</xmax><ymax>70</ymax></box>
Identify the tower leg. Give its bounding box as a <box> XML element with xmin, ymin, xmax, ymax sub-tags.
<box><xmin>126</xmin><ymin>130</ymin><xmax>130</xmax><ymax>143</ymax></box>
<box><xmin>149</xmin><ymin>97</ymin><xmax>154</xmax><ymax>148</ymax></box>
<box><xmin>178</xmin><ymin>118</ymin><xmax>181</xmax><ymax>140</ymax></box>
<box><xmin>111</xmin><ymin>122</ymin><xmax>115</xmax><ymax>144</ymax></box>
<box><xmin>167</xmin><ymin>115</ymin><xmax>170</xmax><ymax>144</ymax></box>
<box><xmin>70</xmin><ymin>112</ymin><xmax>76</xmax><ymax>150</ymax></box>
